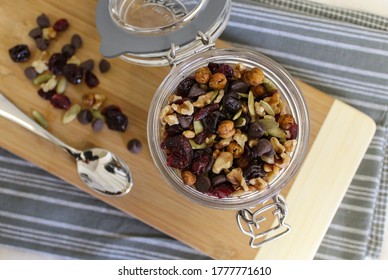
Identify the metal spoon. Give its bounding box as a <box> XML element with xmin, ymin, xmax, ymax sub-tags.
<box><xmin>0</xmin><ymin>93</ymin><xmax>132</xmax><ymax>196</ymax></box>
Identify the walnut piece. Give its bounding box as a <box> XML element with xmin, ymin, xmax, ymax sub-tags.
<box><xmin>212</xmin><ymin>151</ymin><xmax>233</xmax><ymax>174</ymax></box>
<box><xmin>284</xmin><ymin>139</ymin><xmax>297</xmax><ymax>153</ymax></box>
<box><xmin>249</xmin><ymin>177</ymin><xmax>268</xmax><ymax>191</ymax></box>
<box><xmin>164</xmin><ymin>113</ymin><xmax>179</xmax><ymax>126</ymax></box>
<box><xmin>226</xmin><ymin>141</ymin><xmax>244</xmax><ymax>158</ymax></box>
<box><xmin>270</xmin><ymin>137</ymin><xmax>286</xmax><ymax>154</ymax></box>
<box><xmin>264</xmin><ymin>165</ymin><xmax>280</xmax><ymax>182</ymax></box>
<box><xmin>195</xmin><ymin>66</ymin><xmax>211</xmax><ymax>84</ymax></box>
<box><xmin>192</xmin><ymin>91</ymin><xmax>217</xmax><ymax>108</ymax></box>
<box><xmin>233</xmin><ymin>130</ymin><xmax>248</xmax><ymax>149</ymax></box>
<box><xmin>171</xmin><ymin>100</ymin><xmax>194</xmax><ymax>116</ymax></box>
<box><xmin>278</xmin><ymin>114</ymin><xmax>295</xmax><ymax>129</ymax></box>
<box><xmin>275</xmin><ymin>152</ymin><xmax>291</xmax><ymax>168</ymax></box>
<box><xmin>226</xmin><ymin>168</ymin><xmax>249</xmax><ymax>191</ymax></box>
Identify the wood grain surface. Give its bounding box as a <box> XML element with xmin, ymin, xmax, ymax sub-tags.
<box><xmin>0</xmin><ymin>1</ymin><xmax>375</xmax><ymax>259</ymax></box>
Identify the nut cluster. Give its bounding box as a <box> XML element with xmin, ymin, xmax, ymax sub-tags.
<box><xmin>160</xmin><ymin>62</ymin><xmax>298</xmax><ymax>198</ymax></box>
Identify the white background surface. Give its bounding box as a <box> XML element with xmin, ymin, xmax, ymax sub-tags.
<box><xmin>0</xmin><ymin>0</ymin><xmax>387</xmax><ymax>260</ymax></box>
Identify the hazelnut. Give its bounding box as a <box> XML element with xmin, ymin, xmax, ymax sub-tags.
<box><xmin>209</xmin><ymin>73</ymin><xmax>227</xmax><ymax>89</ymax></box>
<box><xmin>217</xmin><ymin>120</ymin><xmax>235</xmax><ymax>139</ymax></box>
<box><xmin>195</xmin><ymin>67</ymin><xmax>211</xmax><ymax>84</ymax></box>
<box><xmin>182</xmin><ymin>170</ymin><xmax>196</xmax><ymax>186</ymax></box>
<box><xmin>226</xmin><ymin>141</ymin><xmax>244</xmax><ymax>158</ymax></box>
<box><xmin>278</xmin><ymin>114</ymin><xmax>295</xmax><ymax>129</ymax></box>
<box><xmin>243</xmin><ymin>67</ymin><xmax>264</xmax><ymax>86</ymax></box>
<box><xmin>251</xmin><ymin>84</ymin><xmax>266</xmax><ymax>97</ymax></box>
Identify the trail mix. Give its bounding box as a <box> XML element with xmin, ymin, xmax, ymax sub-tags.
<box><xmin>160</xmin><ymin>62</ymin><xmax>298</xmax><ymax>198</ymax></box>
<box><xmin>8</xmin><ymin>13</ymin><xmax>128</xmax><ymax>133</ymax></box>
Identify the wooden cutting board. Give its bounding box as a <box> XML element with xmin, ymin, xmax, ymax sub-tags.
<box><xmin>0</xmin><ymin>1</ymin><xmax>375</xmax><ymax>259</ymax></box>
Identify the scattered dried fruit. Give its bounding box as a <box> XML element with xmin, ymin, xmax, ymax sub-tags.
<box><xmin>9</xmin><ymin>44</ymin><xmax>31</xmax><ymax>62</ymax></box>
<box><xmin>53</xmin><ymin>18</ymin><xmax>69</xmax><ymax>32</ymax></box>
<box><xmin>50</xmin><ymin>94</ymin><xmax>71</xmax><ymax>110</ymax></box>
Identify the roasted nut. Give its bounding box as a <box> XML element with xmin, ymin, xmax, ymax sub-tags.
<box><xmin>251</xmin><ymin>84</ymin><xmax>266</xmax><ymax>97</ymax></box>
<box><xmin>263</xmin><ymin>163</ymin><xmax>273</xmax><ymax>172</ymax></box>
<box><xmin>270</xmin><ymin>137</ymin><xmax>286</xmax><ymax>154</ymax></box>
<box><xmin>32</xmin><ymin>59</ymin><xmax>48</xmax><ymax>74</ymax></box>
<box><xmin>243</xmin><ymin>67</ymin><xmax>264</xmax><ymax>86</ymax></box>
<box><xmin>82</xmin><ymin>92</ymin><xmax>95</xmax><ymax>107</ymax></box>
<box><xmin>226</xmin><ymin>141</ymin><xmax>244</xmax><ymax>158</ymax></box>
<box><xmin>209</xmin><ymin>73</ymin><xmax>227</xmax><ymax>89</ymax></box>
<box><xmin>212</xmin><ymin>149</ymin><xmax>221</xmax><ymax>159</ymax></box>
<box><xmin>42</xmin><ymin>27</ymin><xmax>56</xmax><ymax>39</ymax></box>
<box><xmin>92</xmin><ymin>93</ymin><xmax>106</xmax><ymax>110</ymax></box>
<box><xmin>226</xmin><ymin>168</ymin><xmax>249</xmax><ymax>191</ymax></box>
<box><xmin>160</xmin><ymin>104</ymin><xmax>173</xmax><ymax>124</ymax></box>
<box><xmin>182</xmin><ymin>170</ymin><xmax>196</xmax><ymax>186</ymax></box>
<box><xmin>212</xmin><ymin>151</ymin><xmax>233</xmax><ymax>174</ymax></box>
<box><xmin>192</xmin><ymin>91</ymin><xmax>217</xmax><ymax>108</ymax></box>
<box><xmin>264</xmin><ymin>165</ymin><xmax>280</xmax><ymax>182</ymax></box>
<box><xmin>195</xmin><ymin>66</ymin><xmax>211</xmax><ymax>84</ymax></box>
<box><xmin>278</xmin><ymin>114</ymin><xmax>295</xmax><ymax>129</ymax></box>
<box><xmin>217</xmin><ymin>120</ymin><xmax>235</xmax><ymax>139</ymax></box>
<box><xmin>284</xmin><ymin>139</ymin><xmax>297</xmax><ymax>153</ymax></box>
<box><xmin>40</xmin><ymin>76</ymin><xmax>57</xmax><ymax>92</ymax></box>
<box><xmin>275</xmin><ymin>152</ymin><xmax>291</xmax><ymax>168</ymax></box>
<box><xmin>182</xmin><ymin>130</ymin><xmax>195</xmax><ymax>139</ymax></box>
<box><xmin>168</xmin><ymin>94</ymin><xmax>182</xmax><ymax>103</ymax></box>
<box><xmin>232</xmin><ymin>63</ymin><xmax>246</xmax><ymax>79</ymax></box>
<box><xmin>171</xmin><ymin>100</ymin><xmax>194</xmax><ymax>115</ymax></box>
<box><xmin>233</xmin><ymin>130</ymin><xmax>248</xmax><ymax>149</ymax></box>
<box><xmin>214</xmin><ymin>137</ymin><xmax>232</xmax><ymax>149</ymax></box>
<box><xmin>249</xmin><ymin>177</ymin><xmax>268</xmax><ymax>191</ymax></box>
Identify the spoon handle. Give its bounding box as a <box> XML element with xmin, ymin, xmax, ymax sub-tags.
<box><xmin>0</xmin><ymin>93</ymin><xmax>80</xmax><ymax>157</ymax></box>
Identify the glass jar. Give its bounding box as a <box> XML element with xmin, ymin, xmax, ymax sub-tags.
<box><xmin>96</xmin><ymin>0</ymin><xmax>310</xmax><ymax>247</ymax></box>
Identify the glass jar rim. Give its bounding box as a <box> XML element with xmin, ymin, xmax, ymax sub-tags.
<box><xmin>147</xmin><ymin>48</ymin><xmax>310</xmax><ymax>210</ymax></box>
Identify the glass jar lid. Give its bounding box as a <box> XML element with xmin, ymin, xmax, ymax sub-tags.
<box><xmin>96</xmin><ymin>0</ymin><xmax>231</xmax><ymax>66</ymax></box>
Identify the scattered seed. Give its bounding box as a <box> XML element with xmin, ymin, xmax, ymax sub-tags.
<box><xmin>98</xmin><ymin>59</ymin><xmax>110</xmax><ymax>73</ymax></box>
<box><xmin>127</xmin><ymin>139</ymin><xmax>142</xmax><ymax>154</ymax></box>
<box><xmin>63</xmin><ymin>104</ymin><xmax>81</xmax><ymax>124</ymax></box>
<box><xmin>92</xmin><ymin>118</ymin><xmax>104</xmax><ymax>132</ymax></box>
<box><xmin>77</xmin><ymin>109</ymin><xmax>93</xmax><ymax>124</ymax></box>
<box><xmin>260</xmin><ymin>100</ymin><xmax>275</xmax><ymax>116</ymax></box>
<box><xmin>32</xmin><ymin>110</ymin><xmax>48</xmax><ymax>129</ymax></box>
<box><xmin>37</xmin><ymin>13</ymin><xmax>50</xmax><ymax>28</ymax></box>
<box><xmin>33</xmin><ymin>73</ymin><xmax>53</xmax><ymax>85</ymax></box>
<box><xmin>56</xmin><ymin>77</ymin><xmax>67</xmax><ymax>94</ymax></box>
<box><xmin>24</xmin><ymin>66</ymin><xmax>38</xmax><ymax>80</ymax></box>
<box><xmin>71</xmin><ymin>34</ymin><xmax>82</xmax><ymax>49</ymax></box>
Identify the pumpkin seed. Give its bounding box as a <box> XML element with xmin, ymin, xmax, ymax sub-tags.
<box><xmin>237</xmin><ymin>92</ymin><xmax>248</xmax><ymax>98</ymax></box>
<box><xmin>56</xmin><ymin>77</ymin><xmax>67</xmax><ymax>94</ymax></box>
<box><xmin>232</xmin><ymin>108</ymin><xmax>242</xmax><ymax>120</ymax></box>
<box><xmin>258</xmin><ymin>119</ymin><xmax>279</xmax><ymax>130</ymax></box>
<box><xmin>234</xmin><ymin>116</ymin><xmax>247</xmax><ymax>127</ymax></box>
<box><xmin>267</xmin><ymin>127</ymin><xmax>287</xmax><ymax>138</ymax></box>
<box><xmin>263</xmin><ymin>77</ymin><xmax>278</xmax><ymax>92</ymax></box>
<box><xmin>62</xmin><ymin>104</ymin><xmax>81</xmax><ymax>124</ymax></box>
<box><xmin>32</xmin><ymin>73</ymin><xmax>53</xmax><ymax>85</ymax></box>
<box><xmin>248</xmin><ymin>90</ymin><xmax>255</xmax><ymax>117</ymax></box>
<box><xmin>91</xmin><ymin>109</ymin><xmax>105</xmax><ymax>120</ymax></box>
<box><xmin>260</xmin><ymin>100</ymin><xmax>275</xmax><ymax>116</ymax></box>
<box><xmin>189</xmin><ymin>139</ymin><xmax>207</xmax><ymax>150</ymax></box>
<box><xmin>32</xmin><ymin>110</ymin><xmax>48</xmax><ymax>129</ymax></box>
<box><xmin>193</xmin><ymin>120</ymin><xmax>204</xmax><ymax>134</ymax></box>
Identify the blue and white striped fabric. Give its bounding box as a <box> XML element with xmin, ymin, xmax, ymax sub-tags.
<box><xmin>0</xmin><ymin>0</ymin><xmax>387</xmax><ymax>259</ymax></box>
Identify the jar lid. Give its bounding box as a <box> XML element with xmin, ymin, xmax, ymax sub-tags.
<box><xmin>96</xmin><ymin>0</ymin><xmax>231</xmax><ymax>66</ymax></box>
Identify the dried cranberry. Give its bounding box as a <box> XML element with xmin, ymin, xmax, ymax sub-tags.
<box><xmin>289</xmin><ymin>123</ymin><xmax>298</xmax><ymax>139</ymax></box>
<box><xmin>176</xmin><ymin>77</ymin><xmax>195</xmax><ymax>96</ymax></box>
<box><xmin>9</xmin><ymin>44</ymin><xmax>30</xmax><ymax>62</ymax></box>
<box><xmin>53</xmin><ymin>18</ymin><xmax>69</xmax><ymax>32</ymax></box>
<box><xmin>165</xmin><ymin>124</ymin><xmax>184</xmax><ymax>137</ymax></box>
<box><xmin>194</xmin><ymin>103</ymin><xmax>219</xmax><ymax>121</ymax></box>
<box><xmin>103</xmin><ymin>110</ymin><xmax>128</xmax><ymax>132</ymax></box>
<box><xmin>190</xmin><ymin>153</ymin><xmax>212</xmax><ymax>175</ymax></box>
<box><xmin>50</xmin><ymin>94</ymin><xmax>71</xmax><ymax>110</ymax></box>
<box><xmin>207</xmin><ymin>182</ymin><xmax>234</xmax><ymax>198</ymax></box>
<box><xmin>207</xmin><ymin>62</ymin><xmax>221</xmax><ymax>74</ymax></box>
<box><xmin>62</xmin><ymin>64</ymin><xmax>83</xmax><ymax>85</ymax></box>
<box><xmin>38</xmin><ymin>88</ymin><xmax>56</xmax><ymax>100</ymax></box>
<box><xmin>162</xmin><ymin>135</ymin><xmax>193</xmax><ymax>169</ymax></box>
<box><xmin>217</xmin><ymin>64</ymin><xmax>234</xmax><ymax>79</ymax></box>
<box><xmin>84</xmin><ymin>71</ymin><xmax>99</xmax><ymax>88</ymax></box>
<box><xmin>243</xmin><ymin>162</ymin><xmax>266</xmax><ymax>180</ymax></box>
<box><xmin>48</xmin><ymin>53</ymin><xmax>67</xmax><ymax>75</ymax></box>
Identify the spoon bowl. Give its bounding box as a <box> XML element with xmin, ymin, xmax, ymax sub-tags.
<box><xmin>0</xmin><ymin>93</ymin><xmax>132</xmax><ymax>197</ymax></box>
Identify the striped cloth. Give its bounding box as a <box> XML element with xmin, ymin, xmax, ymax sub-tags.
<box><xmin>0</xmin><ymin>0</ymin><xmax>387</xmax><ymax>259</ymax></box>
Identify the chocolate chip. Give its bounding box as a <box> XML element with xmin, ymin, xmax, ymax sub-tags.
<box><xmin>29</xmin><ymin>27</ymin><xmax>42</xmax><ymax>39</ymax></box>
<box><xmin>71</xmin><ymin>34</ymin><xmax>83</xmax><ymax>49</ymax></box>
<box><xmin>35</xmin><ymin>37</ymin><xmax>49</xmax><ymax>51</ymax></box>
<box><xmin>195</xmin><ymin>174</ymin><xmax>211</xmax><ymax>193</ymax></box>
<box><xmin>77</xmin><ymin>109</ymin><xmax>93</xmax><ymax>124</ymax></box>
<box><xmin>98</xmin><ymin>59</ymin><xmax>110</xmax><ymax>73</ymax></box>
<box><xmin>24</xmin><ymin>66</ymin><xmax>38</xmax><ymax>80</ymax></box>
<box><xmin>127</xmin><ymin>139</ymin><xmax>142</xmax><ymax>154</ymax></box>
<box><xmin>211</xmin><ymin>174</ymin><xmax>227</xmax><ymax>187</ymax></box>
<box><xmin>37</xmin><ymin>13</ymin><xmax>50</xmax><ymax>28</ymax></box>
<box><xmin>61</xmin><ymin>44</ymin><xmax>75</xmax><ymax>58</ymax></box>
<box><xmin>80</xmin><ymin>59</ymin><xmax>94</xmax><ymax>72</ymax></box>
<box><xmin>92</xmin><ymin>118</ymin><xmax>104</xmax><ymax>132</ymax></box>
